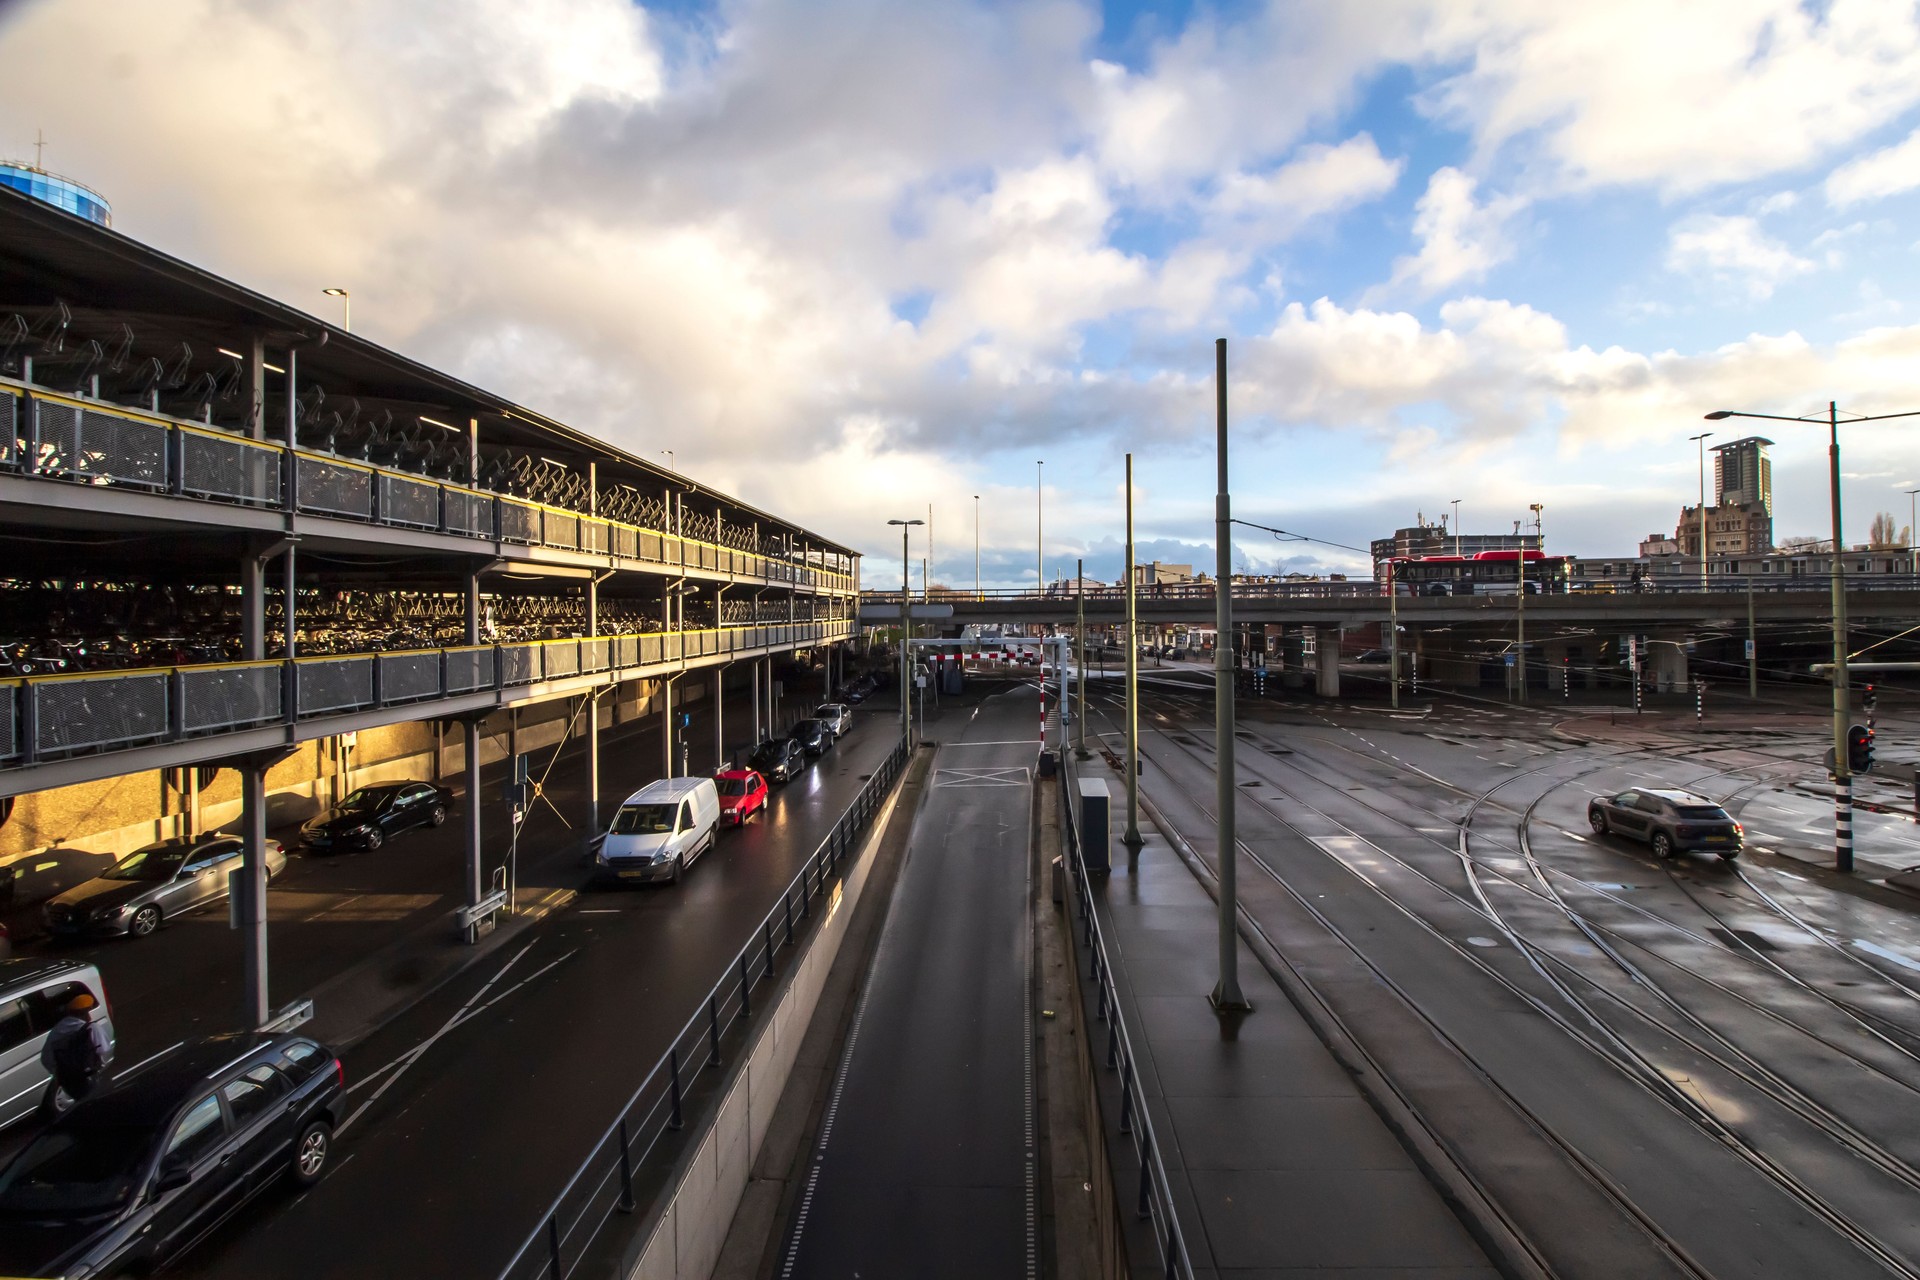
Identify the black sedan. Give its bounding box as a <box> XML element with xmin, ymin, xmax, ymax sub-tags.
<box><xmin>301</xmin><ymin>781</ymin><xmax>452</xmax><ymax>852</ymax></box>
<box><xmin>0</xmin><ymin>1032</ymin><xmax>343</xmax><ymax>1278</ymax></box>
<box><xmin>1587</xmin><ymin>787</ymin><xmax>1743</xmax><ymax>861</ymax></box>
<box><xmin>788</xmin><ymin>719</ymin><xmax>833</xmax><ymax>757</ymax></box>
<box><xmin>749</xmin><ymin>738</ymin><xmax>806</xmax><ymax>783</ymax></box>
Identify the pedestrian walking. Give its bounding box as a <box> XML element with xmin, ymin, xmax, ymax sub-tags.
<box><xmin>40</xmin><ymin>991</ymin><xmax>112</xmax><ymax>1116</ymax></box>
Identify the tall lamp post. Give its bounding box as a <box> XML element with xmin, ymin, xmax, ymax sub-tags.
<box><xmin>1211</xmin><ymin>338</ymin><xmax>1249</xmax><ymax>1012</ymax></box>
<box><xmin>888</xmin><ymin>518</ymin><xmax>924</xmax><ymax>746</ymax></box>
<box><xmin>1705</xmin><ymin>402</ymin><xmax>1920</xmax><ymax>872</ymax></box>
<box><xmin>973</xmin><ymin>494</ymin><xmax>981</xmax><ymax>600</ymax></box>
<box><xmin>1689</xmin><ymin>431</ymin><xmax>1713</xmax><ymax>589</ymax></box>
<box><xmin>1036</xmin><ymin>461</ymin><xmax>1045</xmax><ymax>597</ymax></box>
<box><xmin>1451</xmin><ymin>499</ymin><xmax>1462</xmax><ymax>556</ymax></box>
<box><xmin>1907</xmin><ymin>487</ymin><xmax>1919</xmax><ymax>577</ymax></box>
<box><xmin>322</xmin><ymin>287</ymin><xmax>350</xmax><ymax>332</ymax></box>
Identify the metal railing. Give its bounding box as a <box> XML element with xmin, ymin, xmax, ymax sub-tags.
<box><xmin>1058</xmin><ymin>756</ymin><xmax>1195</xmax><ymax>1280</ymax></box>
<box><xmin>3</xmin><ymin>380</ymin><xmax>858</xmax><ymax>595</ymax></box>
<box><xmin>496</xmin><ymin>736</ymin><xmax>911</xmax><ymax>1280</ymax></box>
<box><xmin>0</xmin><ymin>621</ymin><xmax>855</xmax><ymax>770</ymax></box>
<box><xmin>864</xmin><ymin>572</ymin><xmax>1920</xmax><ymax>606</ymax></box>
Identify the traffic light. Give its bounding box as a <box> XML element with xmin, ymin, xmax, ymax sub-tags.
<box><xmin>1848</xmin><ymin>723</ymin><xmax>1874</xmax><ymax>773</ymax></box>
<box><xmin>1863</xmin><ymin>684</ymin><xmax>1878</xmax><ymax>712</ymax></box>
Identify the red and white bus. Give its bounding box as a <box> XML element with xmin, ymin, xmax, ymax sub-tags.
<box><xmin>1389</xmin><ymin>550</ymin><xmax>1572</xmax><ymax>596</ymax></box>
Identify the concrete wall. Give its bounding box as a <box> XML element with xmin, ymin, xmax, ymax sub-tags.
<box><xmin>0</xmin><ymin>673</ymin><xmax>724</xmax><ymax>879</ymax></box>
<box><xmin>622</xmin><ymin>766</ymin><xmax>905</xmax><ymax>1280</ymax></box>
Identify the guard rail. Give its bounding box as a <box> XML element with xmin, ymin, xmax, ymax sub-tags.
<box><xmin>1059</xmin><ymin>754</ymin><xmax>1195</xmax><ymax>1280</ymax></box>
<box><xmin>0</xmin><ymin>621</ymin><xmax>854</xmax><ymax>767</ymax></box>
<box><xmin>0</xmin><ymin>381</ymin><xmax>854</xmax><ymax>594</ymax></box>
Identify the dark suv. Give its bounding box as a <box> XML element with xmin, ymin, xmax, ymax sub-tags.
<box><xmin>0</xmin><ymin>1032</ymin><xmax>343</xmax><ymax>1277</ymax></box>
<box><xmin>1586</xmin><ymin>788</ymin><xmax>1743</xmax><ymax>860</ymax></box>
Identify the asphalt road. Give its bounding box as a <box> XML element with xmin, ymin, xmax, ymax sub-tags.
<box><xmin>1090</xmin><ymin>678</ymin><xmax>1920</xmax><ymax>1278</ymax></box>
<box><xmin>79</xmin><ymin>694</ymin><xmax>902</xmax><ymax>1278</ymax></box>
<box><xmin>779</xmin><ymin>685</ymin><xmax>1039</xmax><ymax>1280</ymax></box>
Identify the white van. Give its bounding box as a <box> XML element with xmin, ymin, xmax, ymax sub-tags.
<box><xmin>596</xmin><ymin>777</ymin><xmax>721</xmax><ymax>885</ymax></box>
<box><xmin>0</xmin><ymin>958</ymin><xmax>115</xmax><ymax>1129</ymax></box>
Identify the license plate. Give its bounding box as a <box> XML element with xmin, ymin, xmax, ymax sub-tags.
<box><xmin>618</xmin><ymin>869</ymin><xmax>651</xmax><ymax>879</ymax></box>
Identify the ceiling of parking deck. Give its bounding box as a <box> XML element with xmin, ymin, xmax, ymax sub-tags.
<box><xmin>0</xmin><ymin>187</ymin><xmax>856</xmax><ymax>558</ymax></box>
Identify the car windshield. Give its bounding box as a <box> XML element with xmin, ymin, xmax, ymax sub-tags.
<box><xmin>749</xmin><ymin>744</ymin><xmax>782</xmax><ymax>765</ymax></box>
<box><xmin>611</xmin><ymin>803</ymin><xmax>676</xmax><ymax>835</ymax></box>
<box><xmin>105</xmin><ymin>847</ymin><xmax>189</xmax><ymax>881</ymax></box>
<box><xmin>338</xmin><ymin>788</ymin><xmax>390</xmax><ymax>812</ymax></box>
<box><xmin>815</xmin><ymin>706</ymin><xmax>836</xmax><ymax>717</ymax></box>
<box><xmin>716</xmin><ymin>778</ymin><xmax>752</xmax><ymax>796</ymax></box>
<box><xmin>0</xmin><ymin>1123</ymin><xmax>154</xmax><ymax>1218</ymax></box>
<box><xmin>1676</xmin><ymin>806</ymin><xmax>1730</xmax><ymax>821</ymax></box>
<box><xmin>793</xmin><ymin>721</ymin><xmax>821</xmax><ymax>736</ymax></box>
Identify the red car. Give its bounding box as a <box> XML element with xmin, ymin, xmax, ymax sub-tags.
<box><xmin>715</xmin><ymin>769</ymin><xmax>769</xmax><ymax>825</ymax></box>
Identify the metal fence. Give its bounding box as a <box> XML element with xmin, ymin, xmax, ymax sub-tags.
<box><xmin>178</xmin><ymin>664</ymin><xmax>283</xmax><ymax>736</ymax></box>
<box><xmin>4</xmin><ymin>382</ymin><xmax>858</xmax><ymax>593</ymax></box>
<box><xmin>1058</xmin><ymin>757</ymin><xmax>1195</xmax><ymax>1280</ymax></box>
<box><xmin>180</xmin><ymin>429</ymin><xmax>282</xmax><ymax>506</ymax></box>
<box><xmin>496</xmin><ymin>736</ymin><xmax>911</xmax><ymax>1280</ymax></box>
<box><xmin>1</xmin><ymin>619</ymin><xmax>854</xmax><ymax>767</ymax></box>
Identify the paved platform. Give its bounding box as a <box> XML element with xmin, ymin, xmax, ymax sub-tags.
<box><xmin>1077</xmin><ymin>803</ymin><xmax>1496</xmax><ymax>1278</ymax></box>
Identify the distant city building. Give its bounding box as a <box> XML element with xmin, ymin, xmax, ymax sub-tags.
<box><xmin>1714</xmin><ymin>436</ymin><xmax>1773</xmax><ymax>513</ymax></box>
<box><xmin>1673</xmin><ymin>436</ymin><xmax>1773</xmax><ymax>558</ymax></box>
<box><xmin>0</xmin><ymin>162</ymin><xmax>110</xmax><ymax>227</ymax></box>
<box><xmin>1131</xmin><ymin>561</ymin><xmax>1193</xmax><ymax>586</ymax></box>
<box><xmin>1638</xmin><ymin>533</ymin><xmax>1679</xmax><ymax>557</ymax></box>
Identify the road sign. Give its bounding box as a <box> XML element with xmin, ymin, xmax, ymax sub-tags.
<box><xmin>1744</xmin><ymin>639</ymin><xmax>1756</xmax><ymax>659</ymax></box>
<box><xmin>1504</xmin><ymin>653</ymin><xmax>1516</xmax><ymax>667</ymax></box>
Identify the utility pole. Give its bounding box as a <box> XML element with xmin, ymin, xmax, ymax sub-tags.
<box><xmin>1388</xmin><ymin>560</ymin><xmax>1399</xmax><ymax>710</ymax></box>
<box><xmin>1747</xmin><ymin>576</ymin><xmax>1758</xmax><ymax>701</ymax></box>
<box><xmin>1515</xmin><ymin>546</ymin><xmax>1527</xmax><ymax>703</ymax></box>
<box><xmin>1123</xmin><ymin>454</ymin><xmax>1141</xmax><ymax>847</ymax></box>
<box><xmin>1691</xmin><ymin>431</ymin><xmax>1714</xmax><ymax>590</ymax></box>
<box><xmin>1827</xmin><ymin>402</ymin><xmax>1853</xmax><ymax>872</ymax></box>
<box><xmin>1211</xmin><ymin>338</ymin><xmax>1249</xmax><ymax>1011</ymax></box>
<box><xmin>1076</xmin><ymin>556</ymin><xmax>1088</xmax><ymax>757</ymax></box>
<box><xmin>1036</xmin><ymin>460</ymin><xmax>1045</xmax><ymax>596</ymax></box>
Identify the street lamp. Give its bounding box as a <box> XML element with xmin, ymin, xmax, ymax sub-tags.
<box><xmin>1705</xmin><ymin>402</ymin><xmax>1920</xmax><ymax>871</ymax></box>
<box><xmin>322</xmin><ymin>287</ymin><xmax>350</xmax><ymax>332</ymax></box>
<box><xmin>1907</xmin><ymin>487</ymin><xmax>1919</xmax><ymax>577</ymax></box>
<box><xmin>973</xmin><ymin>494</ymin><xmax>981</xmax><ymax>601</ymax></box>
<box><xmin>1451</xmin><ymin>498</ymin><xmax>1461</xmax><ymax>556</ymax></box>
<box><xmin>888</xmin><ymin>518</ymin><xmax>924</xmax><ymax>746</ymax></box>
<box><xmin>1036</xmin><ymin>460</ymin><xmax>1045</xmax><ymax>597</ymax></box>
<box><xmin>1689</xmin><ymin>431</ymin><xmax>1713</xmax><ymax>589</ymax></box>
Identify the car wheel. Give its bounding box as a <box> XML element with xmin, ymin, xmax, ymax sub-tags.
<box><xmin>1651</xmin><ymin>831</ymin><xmax>1674</xmax><ymax>859</ymax></box>
<box><xmin>37</xmin><ymin>1081</ymin><xmax>76</xmax><ymax>1120</ymax></box>
<box><xmin>670</xmin><ymin>855</ymin><xmax>685</xmax><ymax>885</ymax></box>
<box><xmin>1719</xmin><ymin>849</ymin><xmax>1739</xmax><ymax>862</ymax></box>
<box><xmin>290</xmin><ymin>1121</ymin><xmax>332</xmax><ymax>1187</ymax></box>
<box><xmin>1588</xmin><ymin>810</ymin><xmax>1608</xmax><ymax>835</ymax></box>
<box><xmin>364</xmin><ymin>828</ymin><xmax>384</xmax><ymax>851</ymax></box>
<box><xmin>128</xmin><ymin>904</ymin><xmax>162</xmax><ymax>938</ymax></box>
<box><xmin>428</xmin><ymin>805</ymin><xmax>448</xmax><ymax>828</ymax></box>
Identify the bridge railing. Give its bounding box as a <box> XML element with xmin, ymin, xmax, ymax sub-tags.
<box><xmin>0</xmin><ymin>621</ymin><xmax>854</xmax><ymax>770</ymax></box>
<box><xmin>495</xmin><ymin>736</ymin><xmax>911</xmax><ymax>1280</ymax></box>
<box><xmin>862</xmin><ymin>573</ymin><xmax>1920</xmax><ymax>606</ymax></box>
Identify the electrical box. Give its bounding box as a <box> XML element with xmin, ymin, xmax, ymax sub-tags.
<box><xmin>1077</xmin><ymin>774</ymin><xmax>1111</xmax><ymax>874</ymax></box>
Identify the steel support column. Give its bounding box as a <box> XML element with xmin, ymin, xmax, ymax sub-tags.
<box><xmin>462</xmin><ymin>716</ymin><xmax>484</xmax><ymax>941</ymax></box>
<box><xmin>240</xmin><ymin>760</ymin><xmax>270</xmax><ymax>1027</ymax></box>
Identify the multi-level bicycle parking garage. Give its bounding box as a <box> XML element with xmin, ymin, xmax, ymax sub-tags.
<box><xmin>0</xmin><ymin>185</ymin><xmax>862</xmax><ymax>1039</ymax></box>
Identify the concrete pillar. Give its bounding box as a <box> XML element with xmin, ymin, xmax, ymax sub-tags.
<box><xmin>585</xmin><ymin>694</ymin><xmax>601</xmax><ymax>833</ymax></box>
<box><xmin>1546</xmin><ymin>639</ymin><xmax>1569</xmax><ymax>696</ymax></box>
<box><xmin>241</xmin><ymin>552</ymin><xmax>266</xmax><ymax>662</ymax></box>
<box><xmin>752</xmin><ymin>660</ymin><xmax>762</xmax><ymax>744</ymax></box>
<box><xmin>1650</xmin><ymin>635</ymin><xmax>1689</xmax><ymax>695</ymax></box>
<box><xmin>463</xmin><ymin>717</ymin><xmax>483</xmax><ymax>941</ymax></box>
<box><xmin>663</xmin><ymin>677</ymin><xmax>675</xmax><ymax>777</ymax></box>
<box><xmin>240</xmin><ymin>761</ymin><xmax>269</xmax><ymax>1027</ymax></box>
<box><xmin>715</xmin><ymin>663</ymin><xmax>728</xmax><ymax>769</ymax></box>
<box><xmin>1315</xmin><ymin>628</ymin><xmax>1342</xmax><ymax>698</ymax></box>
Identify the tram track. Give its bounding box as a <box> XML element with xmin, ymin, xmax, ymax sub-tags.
<box><xmin>1086</xmin><ymin>685</ymin><xmax>1920</xmax><ymax>1277</ymax></box>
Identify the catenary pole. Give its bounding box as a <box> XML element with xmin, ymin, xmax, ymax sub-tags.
<box><xmin>1123</xmin><ymin>454</ymin><xmax>1141</xmax><ymax>847</ymax></box>
<box><xmin>1212</xmin><ymin>338</ymin><xmax>1249</xmax><ymax>1010</ymax></box>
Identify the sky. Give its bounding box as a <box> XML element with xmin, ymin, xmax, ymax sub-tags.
<box><xmin>4</xmin><ymin>0</ymin><xmax>1920</xmax><ymax>586</ymax></box>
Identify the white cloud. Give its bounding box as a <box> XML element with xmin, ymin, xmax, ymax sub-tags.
<box><xmin>1210</xmin><ymin>134</ymin><xmax>1403</xmax><ymax>241</ymax></box>
<box><xmin>1665</xmin><ymin>215</ymin><xmax>1815</xmax><ymax>299</ymax></box>
<box><xmin>1377</xmin><ymin>168</ymin><xmax>1526</xmax><ymax>297</ymax></box>
<box><xmin>1754</xmin><ymin>191</ymin><xmax>1799</xmax><ymax>216</ymax></box>
<box><xmin>1826</xmin><ymin>127</ymin><xmax>1920</xmax><ymax>207</ymax></box>
<box><xmin>1417</xmin><ymin>1</ymin><xmax>1920</xmax><ymax>196</ymax></box>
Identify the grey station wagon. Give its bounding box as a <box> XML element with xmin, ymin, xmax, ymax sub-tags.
<box><xmin>1587</xmin><ymin>788</ymin><xmax>1742</xmax><ymax>861</ymax></box>
<box><xmin>43</xmin><ymin>835</ymin><xmax>287</xmax><ymax>940</ymax></box>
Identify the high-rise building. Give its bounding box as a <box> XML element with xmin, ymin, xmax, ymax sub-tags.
<box><xmin>1713</xmin><ymin>436</ymin><xmax>1772</xmax><ymax>513</ymax></box>
<box><xmin>0</xmin><ymin>161</ymin><xmax>110</xmax><ymax>227</ymax></box>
